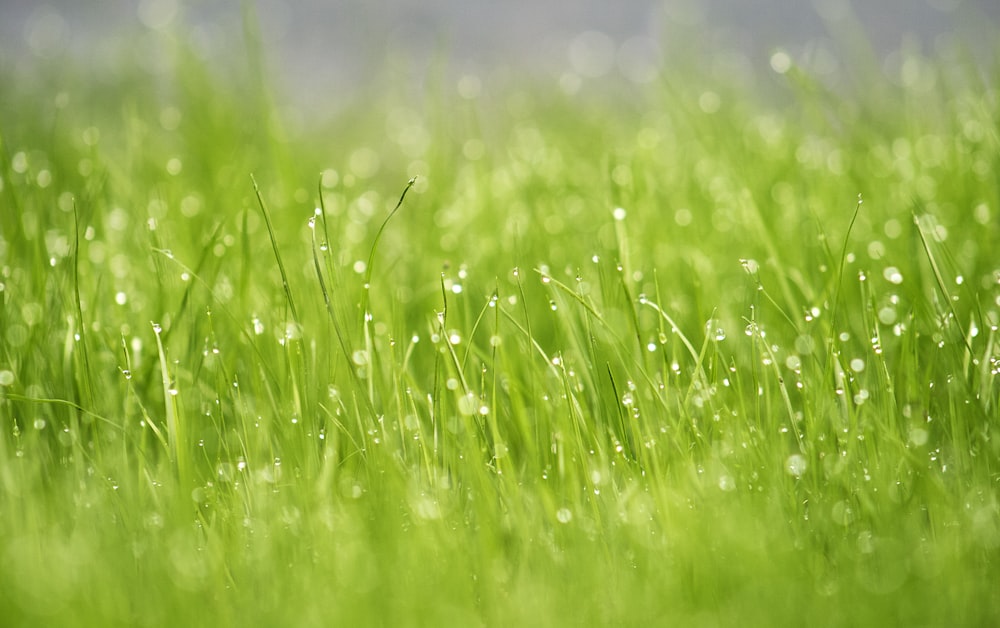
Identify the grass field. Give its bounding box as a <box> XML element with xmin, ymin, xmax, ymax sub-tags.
<box><xmin>1</xmin><ymin>10</ymin><xmax>999</xmax><ymax>627</ymax></box>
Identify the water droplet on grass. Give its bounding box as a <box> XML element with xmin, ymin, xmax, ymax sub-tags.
<box><xmin>785</xmin><ymin>454</ymin><xmax>807</xmax><ymax>477</ymax></box>
<box><xmin>908</xmin><ymin>427</ymin><xmax>929</xmax><ymax>446</ymax></box>
<box><xmin>458</xmin><ymin>393</ymin><xmax>478</xmax><ymax>416</ymax></box>
<box><xmin>556</xmin><ymin>508</ymin><xmax>573</xmax><ymax>524</ymax></box>
<box><xmin>883</xmin><ymin>266</ymin><xmax>904</xmax><ymax>284</ymax></box>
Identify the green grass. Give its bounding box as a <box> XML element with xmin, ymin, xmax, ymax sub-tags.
<box><xmin>1</xmin><ymin>14</ymin><xmax>999</xmax><ymax>628</ymax></box>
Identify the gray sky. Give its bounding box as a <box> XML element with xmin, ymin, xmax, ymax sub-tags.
<box><xmin>2</xmin><ymin>0</ymin><xmax>997</xmax><ymax>111</ymax></box>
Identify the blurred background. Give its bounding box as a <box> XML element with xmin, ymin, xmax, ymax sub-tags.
<box><xmin>2</xmin><ymin>0</ymin><xmax>997</xmax><ymax>114</ymax></box>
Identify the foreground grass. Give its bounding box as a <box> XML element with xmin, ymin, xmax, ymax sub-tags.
<box><xmin>1</xmin><ymin>22</ymin><xmax>999</xmax><ymax>627</ymax></box>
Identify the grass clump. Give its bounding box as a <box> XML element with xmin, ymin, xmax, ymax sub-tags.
<box><xmin>0</xmin><ymin>17</ymin><xmax>999</xmax><ymax>628</ymax></box>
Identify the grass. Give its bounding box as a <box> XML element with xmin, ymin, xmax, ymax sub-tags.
<box><xmin>1</xmin><ymin>11</ymin><xmax>999</xmax><ymax>627</ymax></box>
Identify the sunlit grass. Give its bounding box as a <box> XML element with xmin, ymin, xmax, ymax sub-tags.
<box><xmin>1</xmin><ymin>16</ymin><xmax>999</xmax><ymax>628</ymax></box>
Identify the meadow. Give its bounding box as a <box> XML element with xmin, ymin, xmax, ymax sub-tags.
<box><xmin>0</xmin><ymin>12</ymin><xmax>998</xmax><ymax>627</ymax></box>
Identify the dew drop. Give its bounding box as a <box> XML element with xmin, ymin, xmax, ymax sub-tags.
<box><xmin>883</xmin><ymin>266</ymin><xmax>904</xmax><ymax>284</ymax></box>
<box><xmin>785</xmin><ymin>454</ymin><xmax>807</xmax><ymax>478</ymax></box>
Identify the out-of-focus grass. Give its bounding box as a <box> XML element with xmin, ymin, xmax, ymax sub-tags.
<box><xmin>0</xmin><ymin>11</ymin><xmax>998</xmax><ymax>628</ymax></box>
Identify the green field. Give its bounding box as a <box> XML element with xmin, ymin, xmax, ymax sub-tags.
<box><xmin>1</xmin><ymin>11</ymin><xmax>998</xmax><ymax>627</ymax></box>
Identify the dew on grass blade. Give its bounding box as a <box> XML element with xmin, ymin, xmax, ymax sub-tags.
<box><xmin>883</xmin><ymin>266</ymin><xmax>904</xmax><ymax>284</ymax></box>
<box><xmin>457</xmin><ymin>393</ymin><xmax>477</xmax><ymax>416</ymax></box>
<box><xmin>718</xmin><ymin>474</ymin><xmax>736</xmax><ymax>492</ymax></box>
<box><xmin>556</xmin><ymin>507</ymin><xmax>573</xmax><ymax>524</ymax></box>
<box><xmin>351</xmin><ymin>350</ymin><xmax>368</xmax><ymax>366</ymax></box>
<box><xmin>706</xmin><ymin>319</ymin><xmax>726</xmax><ymax>341</ymax></box>
<box><xmin>908</xmin><ymin>428</ymin><xmax>929</xmax><ymax>447</ymax></box>
<box><xmin>0</xmin><ymin>370</ymin><xmax>14</xmax><ymax>386</ymax></box>
<box><xmin>785</xmin><ymin>454</ymin><xmax>807</xmax><ymax>478</ymax></box>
